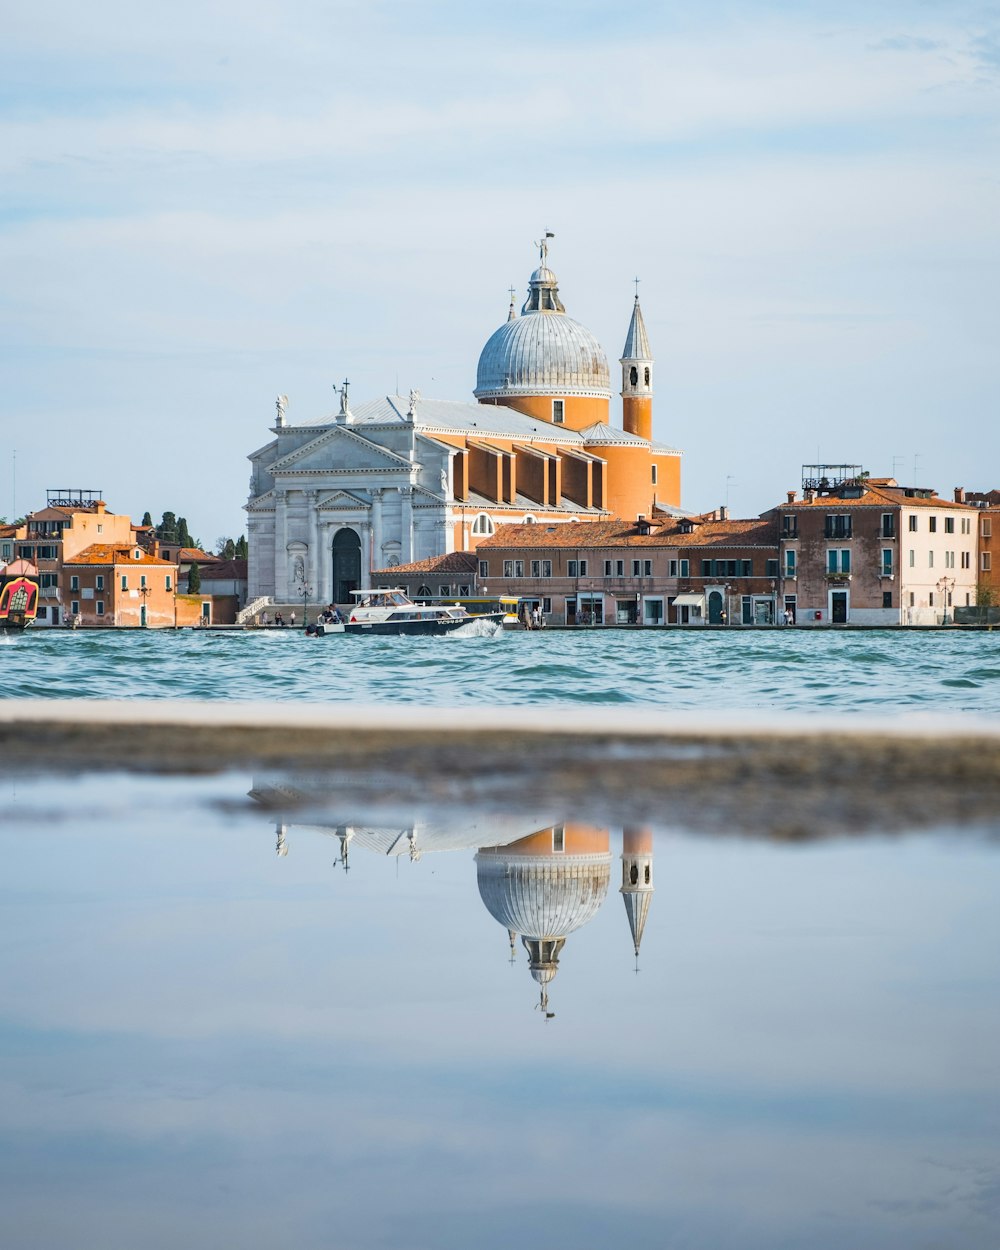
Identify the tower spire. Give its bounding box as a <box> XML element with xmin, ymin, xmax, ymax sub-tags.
<box><xmin>620</xmin><ymin>826</ymin><xmax>654</xmax><ymax>958</ymax></box>
<box><xmin>620</xmin><ymin>287</ymin><xmax>653</xmax><ymax>441</ymax></box>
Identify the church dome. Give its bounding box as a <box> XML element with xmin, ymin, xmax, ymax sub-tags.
<box><xmin>475</xmin><ymin>262</ymin><xmax>611</xmax><ymax>401</ymax></box>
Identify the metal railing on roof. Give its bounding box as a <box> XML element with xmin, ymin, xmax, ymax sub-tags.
<box><xmin>46</xmin><ymin>489</ymin><xmax>104</xmax><ymax>508</ymax></box>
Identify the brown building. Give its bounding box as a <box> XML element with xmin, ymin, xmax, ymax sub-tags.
<box><xmin>777</xmin><ymin>468</ymin><xmax>978</xmax><ymax>626</ymax></box>
<box><xmin>957</xmin><ymin>488</ymin><xmax>1000</xmax><ymax>614</ymax></box>
<box><xmin>474</xmin><ymin>509</ymin><xmax>780</xmax><ymax>626</ymax></box>
<box><xmin>196</xmin><ymin>558</ymin><xmax>249</xmax><ymax>623</ymax></box>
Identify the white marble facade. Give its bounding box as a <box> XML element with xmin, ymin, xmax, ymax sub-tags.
<box><xmin>246</xmin><ymin>397</ymin><xmax>452</xmax><ymax>604</ymax></box>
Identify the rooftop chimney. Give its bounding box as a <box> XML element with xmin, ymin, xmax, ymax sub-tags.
<box><xmin>719</xmin><ymin>505</ymin><xmax>728</xmax><ymax>521</ymax></box>
<box><xmin>787</xmin><ymin>490</ymin><xmax>796</xmax><ymax>504</ymax></box>
<box><xmin>954</xmin><ymin>487</ymin><xmax>966</xmax><ymax>503</ymax></box>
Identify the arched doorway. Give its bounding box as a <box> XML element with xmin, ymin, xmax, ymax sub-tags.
<box><xmin>332</xmin><ymin>528</ymin><xmax>362</xmax><ymax>604</ymax></box>
<box><xmin>708</xmin><ymin>589</ymin><xmax>724</xmax><ymax>625</ymax></box>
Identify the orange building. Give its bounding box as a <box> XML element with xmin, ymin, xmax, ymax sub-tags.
<box><xmin>64</xmin><ymin>543</ymin><xmax>178</xmax><ymax>628</ymax></box>
<box><xmin>247</xmin><ymin>239</ymin><xmax>684</xmax><ymax>606</ymax></box>
<box><xmin>5</xmin><ymin>491</ymin><xmax>182</xmax><ymax>627</ymax></box>
<box><xmin>473</xmin><ymin>243</ymin><xmax>681</xmax><ymax>524</ymax></box>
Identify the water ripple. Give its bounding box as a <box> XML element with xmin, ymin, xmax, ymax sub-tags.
<box><xmin>2</xmin><ymin>627</ymin><xmax>1000</xmax><ymax>713</ymax></box>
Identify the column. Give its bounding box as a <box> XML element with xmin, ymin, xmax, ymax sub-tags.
<box><xmin>400</xmin><ymin>486</ymin><xmax>414</xmax><ymax>564</ymax></box>
<box><xmin>307</xmin><ymin>490</ymin><xmax>320</xmax><ymax>591</ymax></box>
<box><xmin>371</xmin><ymin>489</ymin><xmax>384</xmax><ymax>572</ymax></box>
<box><xmin>361</xmin><ymin>522</ymin><xmax>372</xmax><ymax>589</ymax></box>
<box><xmin>319</xmin><ymin>522</ymin><xmax>332</xmax><ymax>605</ymax></box>
<box><xmin>275</xmin><ymin>489</ymin><xmax>288</xmax><ymax>599</ymax></box>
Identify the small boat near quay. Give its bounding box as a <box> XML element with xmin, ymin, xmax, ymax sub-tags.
<box><xmin>0</xmin><ymin>560</ymin><xmax>40</xmax><ymax>633</ymax></box>
<box><xmin>314</xmin><ymin>589</ymin><xmax>505</xmax><ymax>638</ymax></box>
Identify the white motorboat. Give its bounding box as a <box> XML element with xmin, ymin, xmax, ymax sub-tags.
<box><xmin>314</xmin><ymin>589</ymin><xmax>505</xmax><ymax>638</ymax></box>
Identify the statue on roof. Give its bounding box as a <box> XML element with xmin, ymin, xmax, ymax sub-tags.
<box><xmin>534</xmin><ymin>230</ymin><xmax>554</xmax><ymax>263</ymax></box>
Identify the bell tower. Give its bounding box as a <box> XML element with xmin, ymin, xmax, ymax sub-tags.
<box><xmin>620</xmin><ymin>826</ymin><xmax>654</xmax><ymax>958</ymax></box>
<box><xmin>620</xmin><ymin>288</ymin><xmax>653</xmax><ymax>441</ymax></box>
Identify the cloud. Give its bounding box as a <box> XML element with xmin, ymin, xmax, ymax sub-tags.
<box><xmin>1</xmin><ymin>2</ymin><xmax>998</xmax><ymax>535</ymax></box>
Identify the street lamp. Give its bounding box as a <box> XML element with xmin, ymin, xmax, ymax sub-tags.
<box><xmin>938</xmin><ymin>576</ymin><xmax>954</xmax><ymax>625</ymax></box>
<box><xmin>297</xmin><ymin>581</ymin><xmax>312</xmax><ymax>629</ymax></box>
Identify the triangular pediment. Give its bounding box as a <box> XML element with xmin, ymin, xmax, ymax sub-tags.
<box><xmin>271</xmin><ymin>425</ymin><xmax>414</xmax><ymax>473</ymax></box>
<box><xmin>318</xmin><ymin>489</ymin><xmax>371</xmax><ymax>511</ymax></box>
<box><xmin>411</xmin><ymin>485</ymin><xmax>448</xmax><ymax>507</ymax></box>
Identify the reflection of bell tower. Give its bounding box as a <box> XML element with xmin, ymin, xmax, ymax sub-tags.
<box><xmin>620</xmin><ymin>293</ymin><xmax>653</xmax><ymax>441</ymax></box>
<box><xmin>477</xmin><ymin>824</ymin><xmax>611</xmax><ymax>1017</ymax></box>
<box><xmin>620</xmin><ymin>826</ymin><xmax>654</xmax><ymax>958</ymax></box>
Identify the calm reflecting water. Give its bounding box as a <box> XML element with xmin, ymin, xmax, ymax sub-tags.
<box><xmin>2</xmin><ymin>626</ymin><xmax>1000</xmax><ymax>711</ymax></box>
<box><xmin>1</xmin><ymin>772</ymin><xmax>998</xmax><ymax>1249</ymax></box>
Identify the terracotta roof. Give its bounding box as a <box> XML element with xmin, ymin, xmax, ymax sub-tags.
<box><xmin>27</xmin><ymin>504</ymin><xmax>110</xmax><ymax>521</ymax></box>
<box><xmin>480</xmin><ymin>515</ymin><xmax>779</xmax><ymax>550</ymax></box>
<box><xmin>479</xmin><ymin>520</ymin><xmax>635</xmax><ymax>550</ymax></box>
<box><xmin>198</xmin><ymin>559</ymin><xmax>248</xmax><ymax>580</ymax></box>
<box><xmin>783</xmin><ymin>484</ymin><xmax>976</xmax><ymax>510</ymax></box>
<box><xmin>166</xmin><ymin>546</ymin><xmax>219</xmax><ymax>561</ymax></box>
<box><xmin>373</xmin><ymin>551</ymin><xmax>479</xmax><ymax>577</ymax></box>
<box><xmin>65</xmin><ymin>544</ymin><xmax>177</xmax><ymax>566</ymax></box>
<box><xmin>0</xmin><ymin>524</ymin><xmax>17</xmax><ymax>538</ymax></box>
<box><xmin>656</xmin><ymin>517</ymin><xmax>779</xmax><ymax>547</ymax></box>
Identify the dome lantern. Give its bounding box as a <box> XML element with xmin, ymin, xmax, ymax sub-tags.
<box><xmin>475</xmin><ymin>240</ymin><xmax>611</xmax><ymax>409</ymax></box>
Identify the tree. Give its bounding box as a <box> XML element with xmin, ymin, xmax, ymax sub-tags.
<box><xmin>976</xmin><ymin>582</ymin><xmax>996</xmax><ymax>608</ymax></box>
<box><xmin>158</xmin><ymin>512</ymin><xmax>177</xmax><ymax>542</ymax></box>
<box><xmin>188</xmin><ymin>561</ymin><xmax>201</xmax><ymax>594</ymax></box>
<box><xmin>235</xmin><ymin>535</ymin><xmax>248</xmax><ymax>560</ymax></box>
<box><xmin>176</xmin><ymin>517</ymin><xmax>192</xmax><ymax>548</ymax></box>
<box><xmin>141</xmin><ymin>511</ymin><xmax>153</xmax><ymax>527</ymax></box>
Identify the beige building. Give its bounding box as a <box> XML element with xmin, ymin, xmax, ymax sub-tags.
<box><xmin>776</xmin><ymin>469</ymin><xmax>978</xmax><ymax>626</ymax></box>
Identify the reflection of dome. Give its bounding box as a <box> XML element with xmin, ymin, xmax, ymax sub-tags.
<box><xmin>476</xmin><ymin>852</ymin><xmax>611</xmax><ymax>938</ymax></box>
<box><xmin>478</xmin><ymin>844</ymin><xmax>611</xmax><ymax>1008</ymax></box>
<box><xmin>475</xmin><ymin>265</ymin><xmax>611</xmax><ymax>400</ymax></box>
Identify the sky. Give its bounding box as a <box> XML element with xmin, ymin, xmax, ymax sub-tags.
<box><xmin>2</xmin><ymin>0</ymin><xmax>999</xmax><ymax>544</ymax></box>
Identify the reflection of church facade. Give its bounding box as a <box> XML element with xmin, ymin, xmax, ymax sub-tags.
<box><xmin>246</xmin><ymin>240</ymin><xmax>682</xmax><ymax>604</ymax></box>
<box><xmin>254</xmin><ymin>783</ymin><xmax>655</xmax><ymax>1015</ymax></box>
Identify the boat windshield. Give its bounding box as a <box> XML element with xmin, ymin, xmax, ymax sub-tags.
<box><xmin>352</xmin><ymin>589</ymin><xmax>412</xmax><ymax>609</ymax></box>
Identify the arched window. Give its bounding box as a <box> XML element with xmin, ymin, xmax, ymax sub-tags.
<box><xmin>471</xmin><ymin>513</ymin><xmax>494</xmax><ymax>537</ymax></box>
<box><xmin>644</xmin><ymin>367</ymin><xmax>650</xmax><ymax>385</ymax></box>
<box><xmin>630</xmin><ymin>366</ymin><xmax>638</xmax><ymax>386</ymax></box>
<box><xmin>416</xmin><ymin>584</ymin><xmax>432</xmax><ymax>598</ymax></box>
<box><xmin>523</xmin><ymin>515</ymin><xmax>537</xmax><ymax>525</ymax></box>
